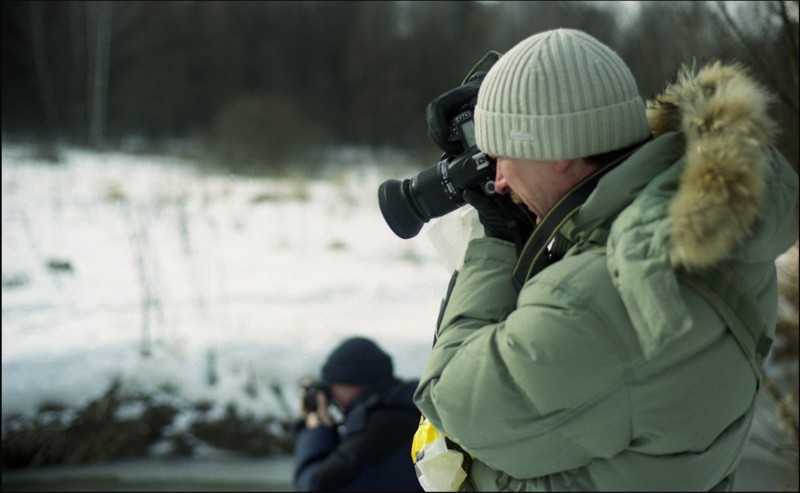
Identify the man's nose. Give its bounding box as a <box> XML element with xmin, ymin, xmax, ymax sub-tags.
<box><xmin>494</xmin><ymin>163</ymin><xmax>510</xmax><ymax>194</ymax></box>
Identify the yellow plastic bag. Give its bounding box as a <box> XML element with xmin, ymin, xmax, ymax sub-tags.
<box><xmin>411</xmin><ymin>417</ymin><xmax>468</xmax><ymax>491</ymax></box>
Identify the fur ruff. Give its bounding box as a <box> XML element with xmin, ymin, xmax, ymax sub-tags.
<box><xmin>646</xmin><ymin>62</ymin><xmax>778</xmax><ymax>270</ymax></box>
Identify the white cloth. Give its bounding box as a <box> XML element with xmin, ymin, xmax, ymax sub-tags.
<box><xmin>425</xmin><ymin>206</ymin><xmax>484</xmax><ymax>273</ymax></box>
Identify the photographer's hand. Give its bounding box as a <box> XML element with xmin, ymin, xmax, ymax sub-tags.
<box><xmin>304</xmin><ymin>392</ymin><xmax>334</xmax><ymax>429</ymax></box>
<box><xmin>426</xmin><ymin>51</ymin><xmax>501</xmax><ymax>156</ymax></box>
<box><xmin>462</xmin><ymin>189</ymin><xmax>534</xmax><ymax>254</ymax></box>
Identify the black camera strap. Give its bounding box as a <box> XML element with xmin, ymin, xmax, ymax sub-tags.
<box><xmin>511</xmin><ymin>147</ymin><xmax>640</xmax><ymax>290</ymax></box>
<box><xmin>511</xmin><ymin>171</ymin><xmax>606</xmax><ymax>290</ymax></box>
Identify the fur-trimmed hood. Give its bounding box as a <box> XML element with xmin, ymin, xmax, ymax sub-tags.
<box><xmin>646</xmin><ymin>61</ymin><xmax>791</xmax><ymax>269</ymax></box>
<box><xmin>571</xmin><ymin>61</ymin><xmax>799</xmax><ymax>360</ymax></box>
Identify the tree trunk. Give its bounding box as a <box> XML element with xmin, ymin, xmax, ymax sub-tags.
<box><xmin>87</xmin><ymin>1</ymin><xmax>112</xmax><ymax>150</ymax></box>
<box><xmin>69</xmin><ymin>1</ymin><xmax>87</xmax><ymax>146</ymax></box>
<box><xmin>29</xmin><ymin>1</ymin><xmax>60</xmax><ymax>144</ymax></box>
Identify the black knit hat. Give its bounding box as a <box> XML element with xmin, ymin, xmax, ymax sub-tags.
<box><xmin>321</xmin><ymin>337</ymin><xmax>393</xmax><ymax>385</ymax></box>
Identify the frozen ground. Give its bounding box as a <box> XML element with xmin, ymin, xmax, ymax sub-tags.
<box><xmin>1</xmin><ymin>396</ymin><xmax>797</xmax><ymax>492</ymax></box>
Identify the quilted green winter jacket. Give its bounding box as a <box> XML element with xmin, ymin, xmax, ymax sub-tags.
<box><xmin>413</xmin><ymin>63</ymin><xmax>799</xmax><ymax>491</ymax></box>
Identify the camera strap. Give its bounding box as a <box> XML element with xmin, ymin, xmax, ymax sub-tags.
<box><xmin>511</xmin><ymin>151</ymin><xmax>636</xmax><ymax>290</ymax></box>
<box><xmin>677</xmin><ymin>265</ymin><xmax>772</xmax><ymax>386</ymax></box>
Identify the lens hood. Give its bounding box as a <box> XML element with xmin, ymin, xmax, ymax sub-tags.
<box><xmin>378</xmin><ymin>179</ymin><xmax>426</xmax><ymax>239</ymax></box>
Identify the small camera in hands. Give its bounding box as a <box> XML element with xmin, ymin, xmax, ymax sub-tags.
<box><xmin>302</xmin><ymin>380</ymin><xmax>331</xmax><ymax>412</ymax></box>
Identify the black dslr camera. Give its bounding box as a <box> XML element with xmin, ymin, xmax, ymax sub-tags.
<box><xmin>302</xmin><ymin>380</ymin><xmax>331</xmax><ymax>412</ymax></box>
<box><xmin>378</xmin><ymin>52</ymin><xmax>501</xmax><ymax>240</ymax></box>
<box><xmin>378</xmin><ymin>113</ymin><xmax>495</xmax><ymax>239</ymax></box>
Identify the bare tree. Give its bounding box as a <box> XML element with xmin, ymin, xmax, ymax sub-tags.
<box><xmin>713</xmin><ymin>0</ymin><xmax>799</xmax><ymax>169</ymax></box>
<box><xmin>715</xmin><ymin>1</ymin><xmax>798</xmax><ymax>114</ymax></box>
<box><xmin>28</xmin><ymin>0</ymin><xmax>60</xmax><ymax>145</ymax></box>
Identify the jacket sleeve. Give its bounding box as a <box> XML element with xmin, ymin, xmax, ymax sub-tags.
<box><xmin>293</xmin><ymin>424</ymin><xmax>340</xmax><ymax>491</ymax></box>
<box><xmin>414</xmin><ymin>238</ymin><xmax>629</xmax><ymax>480</ymax></box>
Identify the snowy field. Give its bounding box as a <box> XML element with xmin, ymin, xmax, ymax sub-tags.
<box><xmin>2</xmin><ymin>143</ymin><xmax>797</xmax><ymax>490</ymax></box>
<box><xmin>1</xmin><ymin>143</ymin><xmax>453</xmax><ymax>427</ymax></box>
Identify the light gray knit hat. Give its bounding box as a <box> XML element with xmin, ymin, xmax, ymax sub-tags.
<box><xmin>475</xmin><ymin>29</ymin><xmax>651</xmax><ymax>160</ymax></box>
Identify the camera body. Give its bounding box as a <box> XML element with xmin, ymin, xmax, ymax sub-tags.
<box><xmin>378</xmin><ymin>109</ymin><xmax>496</xmax><ymax>239</ymax></box>
<box><xmin>302</xmin><ymin>380</ymin><xmax>331</xmax><ymax>412</ymax></box>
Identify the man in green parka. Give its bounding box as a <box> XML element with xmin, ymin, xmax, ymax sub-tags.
<box><xmin>412</xmin><ymin>29</ymin><xmax>799</xmax><ymax>491</ymax></box>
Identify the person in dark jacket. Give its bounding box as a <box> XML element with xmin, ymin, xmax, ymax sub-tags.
<box><xmin>293</xmin><ymin>336</ymin><xmax>423</xmax><ymax>492</ymax></box>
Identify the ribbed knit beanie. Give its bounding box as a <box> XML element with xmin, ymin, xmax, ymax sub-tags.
<box><xmin>475</xmin><ymin>28</ymin><xmax>651</xmax><ymax>160</ymax></box>
<box><xmin>321</xmin><ymin>337</ymin><xmax>394</xmax><ymax>385</ymax></box>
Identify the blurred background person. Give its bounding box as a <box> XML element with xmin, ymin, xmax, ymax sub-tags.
<box><xmin>293</xmin><ymin>336</ymin><xmax>423</xmax><ymax>492</ymax></box>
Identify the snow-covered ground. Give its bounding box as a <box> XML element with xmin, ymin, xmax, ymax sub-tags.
<box><xmin>1</xmin><ymin>143</ymin><xmax>452</xmax><ymax>428</ymax></box>
<box><xmin>2</xmin><ymin>143</ymin><xmax>796</xmax><ymax>490</ymax></box>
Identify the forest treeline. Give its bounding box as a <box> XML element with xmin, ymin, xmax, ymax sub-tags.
<box><xmin>2</xmin><ymin>1</ymin><xmax>798</xmax><ymax>174</ymax></box>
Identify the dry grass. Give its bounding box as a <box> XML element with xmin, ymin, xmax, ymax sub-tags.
<box><xmin>774</xmin><ymin>243</ymin><xmax>799</xmax><ymax>362</ymax></box>
<box><xmin>1</xmin><ymin>381</ymin><xmax>294</xmax><ymax>470</ymax></box>
<box><xmin>249</xmin><ymin>179</ymin><xmax>309</xmax><ymax>204</ymax></box>
<box><xmin>764</xmin><ymin>242</ymin><xmax>799</xmax><ymax>485</ymax></box>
